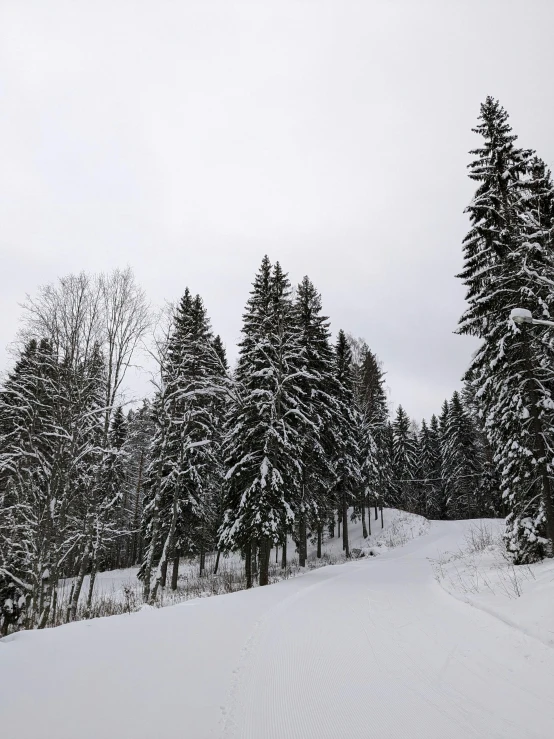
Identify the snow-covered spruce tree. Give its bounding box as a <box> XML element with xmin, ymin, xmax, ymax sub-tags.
<box><xmin>500</xmin><ymin>156</ymin><xmax>554</xmax><ymax>557</ymax></box>
<box><xmin>198</xmin><ymin>334</ymin><xmax>230</xmax><ymax>577</ymax></box>
<box><xmin>421</xmin><ymin>414</ymin><xmax>445</xmax><ymax>519</ymax></box>
<box><xmin>391</xmin><ymin>405</ymin><xmax>418</xmax><ymax>511</ymax></box>
<box><xmin>458</xmin><ymin>98</ymin><xmax>554</xmax><ymax>561</ymax></box>
<box><xmin>139</xmin><ymin>290</ymin><xmax>224</xmax><ymax>601</ymax></box>
<box><xmin>437</xmin><ymin>400</ymin><xmax>451</xmax><ymax>518</ymax></box>
<box><xmin>441</xmin><ymin>391</ymin><xmax>481</xmax><ymax>520</ymax></box>
<box><xmin>210</xmin><ymin>335</ymin><xmax>230</xmax><ymax>577</ymax></box>
<box><xmin>219</xmin><ymin>257</ymin><xmax>306</xmax><ymax>585</ymax></box>
<box><xmin>65</xmin><ymin>342</ymin><xmax>110</xmax><ymax>623</ymax></box>
<box><xmin>101</xmin><ymin>405</ymin><xmax>129</xmax><ymax>571</ymax></box>
<box><xmin>0</xmin><ymin>335</ymin><xmax>107</xmax><ymax>628</ymax></box>
<box><xmin>347</xmin><ymin>337</ymin><xmax>369</xmax><ymax>536</ymax></box>
<box><xmin>293</xmin><ymin>277</ymin><xmax>338</xmax><ymax>563</ymax></box>
<box><xmin>409</xmin><ymin>419</ymin><xmax>425</xmax><ymax>515</ymax></box>
<box><xmin>358</xmin><ymin>348</ymin><xmax>390</xmax><ymax>521</ymax></box>
<box><xmin>417</xmin><ymin>419</ymin><xmax>432</xmax><ymax>517</ymax></box>
<box><xmin>63</xmin><ymin>341</ymin><xmax>108</xmax><ymax>626</ymax></box>
<box><xmin>0</xmin><ymin>477</ymin><xmax>26</xmax><ymax>635</ymax></box>
<box><xmin>461</xmin><ymin>379</ymin><xmax>502</xmax><ymax>517</ymax></box>
<box><xmin>125</xmin><ymin>400</ymin><xmax>155</xmax><ymax>567</ymax></box>
<box><xmin>356</xmin><ymin>412</ymin><xmax>377</xmax><ymax>536</ymax></box>
<box><xmin>0</xmin><ymin>270</ymin><xmax>148</xmax><ymax>630</ymax></box>
<box><xmin>348</xmin><ymin>338</ymin><xmax>380</xmax><ymax>537</ymax></box>
<box><xmin>137</xmin><ymin>388</ymin><xmax>171</xmax><ymax>601</ymax></box>
<box><xmin>330</xmin><ymin>330</ymin><xmax>361</xmax><ymax>557</ymax></box>
<box><xmin>0</xmin><ymin>339</ymin><xmax>46</xmax><ymax>633</ymax></box>
<box><xmin>381</xmin><ymin>421</ymin><xmax>395</xmax><ymax>518</ymax></box>
<box><xmin>457</xmin><ymin>98</ymin><xmax>532</xmax><ymax>336</ymax></box>
<box><xmin>60</xmin><ymin>343</ymin><xmax>106</xmax><ymax>622</ymax></box>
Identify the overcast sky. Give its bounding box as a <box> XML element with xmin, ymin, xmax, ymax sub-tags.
<box><xmin>1</xmin><ymin>1</ymin><xmax>553</xmax><ymax>420</ymax></box>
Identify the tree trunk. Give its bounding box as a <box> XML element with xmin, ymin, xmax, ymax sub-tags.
<box><xmin>150</xmin><ymin>485</ymin><xmax>178</xmax><ymax>603</ymax></box>
<box><xmin>317</xmin><ymin>526</ymin><xmax>322</xmax><ymax>558</ymax></box>
<box><xmin>375</xmin><ymin>505</ymin><xmax>379</xmax><ymax>520</ymax></box>
<box><xmin>50</xmin><ymin>587</ymin><xmax>58</xmax><ymax>628</ymax></box>
<box><xmin>119</xmin><ymin>486</ymin><xmax>129</xmax><ymax>568</ymax></box>
<box><xmin>131</xmin><ymin>450</ymin><xmax>144</xmax><ymax>566</ymax></box>
<box><xmin>69</xmin><ymin>540</ymin><xmax>90</xmax><ymax>622</ymax></box>
<box><xmin>281</xmin><ymin>535</ymin><xmax>287</xmax><ymax>569</ymax></box>
<box><xmin>65</xmin><ymin>583</ymin><xmax>75</xmax><ymax>624</ymax></box>
<box><xmin>199</xmin><ymin>545</ymin><xmax>205</xmax><ymax>576</ymax></box>
<box><xmin>252</xmin><ymin>543</ymin><xmax>258</xmax><ymax>580</ymax></box>
<box><xmin>337</xmin><ymin>511</ymin><xmax>341</xmax><ymax>539</ymax></box>
<box><xmin>361</xmin><ymin>499</ymin><xmax>368</xmax><ymax>538</ymax></box>
<box><xmin>259</xmin><ymin>538</ymin><xmax>271</xmax><ymax>586</ymax></box>
<box><xmin>213</xmin><ymin>550</ymin><xmax>221</xmax><ymax>575</ymax></box>
<box><xmin>37</xmin><ymin>584</ymin><xmax>54</xmax><ymax>630</ymax></box>
<box><xmin>85</xmin><ymin>565</ymin><xmax>97</xmax><ymax>618</ymax></box>
<box><xmin>380</xmin><ymin>506</ymin><xmax>384</xmax><ymax>529</ymax></box>
<box><xmin>522</xmin><ymin>327</ymin><xmax>554</xmax><ymax>552</ymax></box>
<box><xmin>160</xmin><ymin>558</ymin><xmax>168</xmax><ymax>588</ymax></box>
<box><xmin>367</xmin><ymin>495</ymin><xmax>372</xmax><ymax>536</ymax></box>
<box><xmin>298</xmin><ymin>508</ymin><xmax>307</xmax><ymax>567</ymax></box>
<box><xmin>171</xmin><ymin>554</ymin><xmax>179</xmax><ymax>590</ymax></box>
<box><xmin>245</xmin><ymin>542</ymin><xmax>253</xmax><ymax>589</ymax></box>
<box><xmin>37</xmin><ymin>563</ymin><xmax>56</xmax><ymax>630</ymax></box>
<box><xmin>141</xmin><ymin>436</ymin><xmax>167</xmax><ymax>603</ymax></box>
<box><xmin>342</xmin><ymin>488</ymin><xmax>350</xmax><ymax>558</ymax></box>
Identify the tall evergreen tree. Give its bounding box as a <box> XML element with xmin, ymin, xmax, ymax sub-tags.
<box><xmin>391</xmin><ymin>405</ymin><xmax>418</xmax><ymax>511</ymax></box>
<box><xmin>208</xmin><ymin>335</ymin><xmax>230</xmax><ymax>577</ymax></box>
<box><xmin>125</xmin><ymin>400</ymin><xmax>155</xmax><ymax>567</ymax></box>
<box><xmin>458</xmin><ymin>98</ymin><xmax>554</xmax><ymax>561</ymax></box>
<box><xmin>0</xmin><ymin>339</ymin><xmax>44</xmax><ymax>633</ymax></box>
<box><xmin>331</xmin><ymin>330</ymin><xmax>361</xmax><ymax>557</ymax></box>
<box><xmin>462</xmin><ymin>379</ymin><xmax>502</xmax><ymax>517</ymax></box>
<box><xmin>103</xmin><ymin>405</ymin><xmax>129</xmax><ymax>570</ymax></box>
<box><xmin>423</xmin><ymin>415</ymin><xmax>445</xmax><ymax>519</ymax></box>
<box><xmin>348</xmin><ymin>339</ymin><xmax>384</xmax><ymax>536</ymax></box>
<box><xmin>417</xmin><ymin>419</ymin><xmax>432</xmax><ymax>517</ymax></box>
<box><xmin>441</xmin><ymin>391</ymin><xmax>481</xmax><ymax>519</ymax></box>
<box><xmin>219</xmin><ymin>257</ymin><xmax>306</xmax><ymax>585</ymax></box>
<box><xmin>293</xmin><ymin>276</ymin><xmax>337</xmax><ymax>564</ymax></box>
<box><xmin>139</xmin><ymin>289</ymin><xmax>224</xmax><ymax>600</ymax></box>
<box><xmin>0</xmin><ymin>336</ymin><xmax>107</xmax><ymax>628</ymax></box>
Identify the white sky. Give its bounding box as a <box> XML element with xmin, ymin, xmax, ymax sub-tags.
<box><xmin>1</xmin><ymin>0</ymin><xmax>553</xmax><ymax>420</ymax></box>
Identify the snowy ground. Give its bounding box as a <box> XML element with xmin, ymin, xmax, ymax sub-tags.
<box><xmin>431</xmin><ymin>518</ymin><xmax>554</xmax><ymax>649</ymax></box>
<box><xmin>2</xmin><ymin>513</ymin><xmax>554</xmax><ymax>739</ymax></box>
<box><xmin>56</xmin><ymin>507</ymin><xmax>428</xmax><ymax>615</ymax></box>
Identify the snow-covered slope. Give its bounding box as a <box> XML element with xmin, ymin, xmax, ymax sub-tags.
<box><xmin>56</xmin><ymin>508</ymin><xmax>428</xmax><ymax>611</ymax></box>
<box><xmin>2</xmin><ymin>515</ymin><xmax>554</xmax><ymax>739</ymax></box>
<box><xmin>431</xmin><ymin>518</ymin><xmax>554</xmax><ymax>649</ymax></box>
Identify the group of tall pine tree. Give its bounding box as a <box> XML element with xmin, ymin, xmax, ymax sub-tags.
<box><xmin>1</xmin><ymin>96</ymin><xmax>553</xmax><ymax>635</ymax></box>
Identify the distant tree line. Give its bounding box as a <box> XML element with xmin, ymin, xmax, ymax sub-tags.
<box><xmin>2</xmin><ymin>95</ymin><xmax>554</xmax><ymax>635</ymax></box>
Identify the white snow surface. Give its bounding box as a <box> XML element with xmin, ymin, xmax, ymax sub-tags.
<box><xmin>2</xmin><ymin>514</ymin><xmax>554</xmax><ymax>739</ymax></box>
<box><xmin>431</xmin><ymin>518</ymin><xmax>554</xmax><ymax>649</ymax></box>
<box><xmin>56</xmin><ymin>507</ymin><xmax>428</xmax><ymax>607</ymax></box>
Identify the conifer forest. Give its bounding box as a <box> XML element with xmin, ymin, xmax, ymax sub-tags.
<box><xmin>2</xmin><ymin>97</ymin><xmax>554</xmax><ymax>641</ymax></box>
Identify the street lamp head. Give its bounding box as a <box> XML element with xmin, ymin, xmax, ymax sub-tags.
<box><xmin>510</xmin><ymin>308</ymin><xmax>534</xmax><ymax>325</ymax></box>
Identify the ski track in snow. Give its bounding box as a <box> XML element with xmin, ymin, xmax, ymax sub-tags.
<box><xmin>222</xmin><ymin>521</ymin><xmax>554</xmax><ymax>739</ymax></box>
<box><xmin>2</xmin><ymin>517</ymin><xmax>554</xmax><ymax>739</ymax></box>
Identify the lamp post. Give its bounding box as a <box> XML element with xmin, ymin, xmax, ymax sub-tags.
<box><xmin>510</xmin><ymin>307</ymin><xmax>554</xmax><ymax>329</ymax></box>
<box><xmin>510</xmin><ymin>308</ymin><xmax>554</xmax><ymax>554</ymax></box>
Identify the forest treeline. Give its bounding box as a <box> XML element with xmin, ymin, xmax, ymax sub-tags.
<box><xmin>1</xmin><ymin>96</ymin><xmax>554</xmax><ymax>634</ymax></box>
